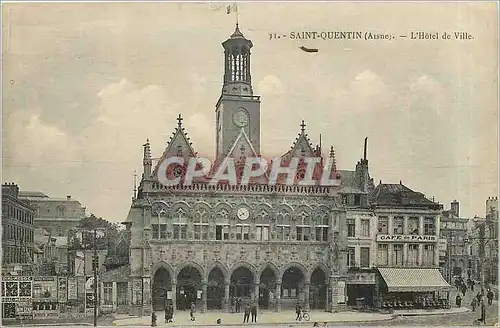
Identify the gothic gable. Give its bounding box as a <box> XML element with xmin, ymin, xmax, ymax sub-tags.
<box><xmin>152</xmin><ymin>115</ymin><xmax>197</xmax><ymax>178</ymax></box>
<box><xmin>280</xmin><ymin>120</ymin><xmax>318</xmax><ymax>163</ymax></box>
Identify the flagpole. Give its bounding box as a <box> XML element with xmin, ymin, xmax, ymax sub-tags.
<box><xmin>235</xmin><ymin>3</ymin><xmax>239</xmax><ymax>26</ymax></box>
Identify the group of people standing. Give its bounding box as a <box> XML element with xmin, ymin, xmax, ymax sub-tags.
<box><xmin>454</xmin><ymin>275</ymin><xmax>496</xmax><ymax>325</ymax></box>
<box><xmin>232</xmin><ymin>297</ymin><xmax>258</xmax><ymax>323</ymax></box>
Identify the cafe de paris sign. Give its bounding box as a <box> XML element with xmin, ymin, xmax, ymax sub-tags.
<box><xmin>376</xmin><ymin>234</ymin><xmax>437</xmax><ymax>242</ymax></box>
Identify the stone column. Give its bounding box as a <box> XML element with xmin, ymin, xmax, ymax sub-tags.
<box><xmin>254</xmin><ymin>279</ymin><xmax>260</xmax><ymax>310</ymax></box>
<box><xmin>329</xmin><ymin>277</ymin><xmax>337</xmax><ymax>312</ymax></box>
<box><xmin>202</xmin><ymin>281</ymin><xmax>207</xmax><ymax>313</ymax></box>
<box><xmin>224</xmin><ymin>280</ymin><xmax>230</xmax><ymax>312</ymax></box>
<box><xmin>304</xmin><ymin>283</ymin><xmax>310</xmax><ymax>311</ymax></box>
<box><xmin>275</xmin><ymin>281</ymin><xmax>282</xmax><ymax>312</ymax></box>
<box><xmin>171</xmin><ymin>283</ymin><xmax>177</xmax><ymax>311</ymax></box>
<box><xmin>388</xmin><ymin>244</ymin><xmax>393</xmax><ymax>266</ymax></box>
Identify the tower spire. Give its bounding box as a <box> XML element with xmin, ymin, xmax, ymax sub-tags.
<box><xmin>330</xmin><ymin>146</ymin><xmax>337</xmax><ymax>171</ymax></box>
<box><xmin>363</xmin><ymin>137</ymin><xmax>368</xmax><ymax>161</ymax></box>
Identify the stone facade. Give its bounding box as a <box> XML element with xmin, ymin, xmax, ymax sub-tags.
<box><xmin>2</xmin><ymin>183</ymin><xmax>35</xmax><ymax>275</ymax></box>
<box><xmin>121</xmin><ymin>25</ymin><xmax>378</xmax><ymax>316</ymax></box>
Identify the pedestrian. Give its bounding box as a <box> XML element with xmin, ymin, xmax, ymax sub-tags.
<box><xmin>296</xmin><ymin>303</ymin><xmax>302</xmax><ymax>321</ymax></box>
<box><xmin>250</xmin><ymin>303</ymin><xmax>257</xmax><ymax>323</ymax></box>
<box><xmin>479</xmin><ymin>299</ymin><xmax>486</xmax><ymax>324</ymax></box>
<box><xmin>462</xmin><ymin>284</ymin><xmax>467</xmax><ymax>297</ymax></box>
<box><xmin>165</xmin><ymin>305</ymin><xmax>170</xmax><ymax>323</ymax></box>
<box><xmin>168</xmin><ymin>304</ymin><xmax>174</xmax><ymax>322</ymax></box>
<box><xmin>243</xmin><ymin>304</ymin><xmax>250</xmax><ymax>323</ymax></box>
<box><xmin>151</xmin><ymin>311</ymin><xmax>157</xmax><ymax>327</ymax></box>
<box><xmin>471</xmin><ymin>280</ymin><xmax>475</xmax><ymax>292</ymax></box>
<box><xmin>471</xmin><ymin>298</ymin><xmax>477</xmax><ymax>311</ymax></box>
<box><xmin>190</xmin><ymin>302</ymin><xmax>196</xmax><ymax>321</ymax></box>
<box><xmin>487</xmin><ymin>289</ymin><xmax>494</xmax><ymax>305</ymax></box>
<box><xmin>476</xmin><ymin>291</ymin><xmax>482</xmax><ymax>303</ymax></box>
<box><xmin>237</xmin><ymin>297</ymin><xmax>242</xmax><ymax>313</ymax></box>
<box><xmin>456</xmin><ymin>294</ymin><xmax>462</xmax><ymax>307</ymax></box>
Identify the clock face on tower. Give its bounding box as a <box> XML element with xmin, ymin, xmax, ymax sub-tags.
<box><xmin>233</xmin><ymin>108</ymin><xmax>249</xmax><ymax>128</ymax></box>
<box><xmin>237</xmin><ymin>206</ymin><xmax>250</xmax><ymax>221</ymax></box>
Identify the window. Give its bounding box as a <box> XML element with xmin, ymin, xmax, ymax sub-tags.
<box><xmin>152</xmin><ymin>225</ymin><xmax>159</xmax><ymax>239</ymax></box>
<box><xmin>393</xmin><ymin>217</ymin><xmax>404</xmax><ymax>235</ymax></box>
<box><xmin>117</xmin><ymin>282</ymin><xmax>128</xmax><ymax>306</ymax></box>
<box><xmin>378</xmin><ymin>217</ymin><xmax>388</xmax><ymax>233</ymax></box>
<box><xmin>408</xmin><ymin>217</ymin><xmax>419</xmax><ymax>235</ymax></box>
<box><xmin>360</xmin><ymin>247</ymin><xmax>370</xmax><ymax>267</ymax></box>
<box><xmin>408</xmin><ymin>244</ymin><xmax>419</xmax><ymax>266</ymax></box>
<box><xmin>423</xmin><ymin>244</ymin><xmax>435</xmax><ymax>266</ymax></box>
<box><xmin>236</xmin><ymin>225</ymin><xmax>250</xmax><ymax>240</ymax></box>
<box><xmin>256</xmin><ymin>225</ymin><xmax>269</xmax><ymax>241</ymax></box>
<box><xmin>315</xmin><ymin>227</ymin><xmax>329</xmax><ymax>241</ymax></box>
<box><xmin>360</xmin><ymin>219</ymin><xmax>370</xmax><ymax>237</ymax></box>
<box><xmin>347</xmin><ymin>247</ymin><xmax>355</xmax><ymax>267</ymax></box>
<box><xmin>393</xmin><ymin>244</ymin><xmax>403</xmax><ymax>266</ymax></box>
<box><xmin>377</xmin><ymin>244</ymin><xmax>388</xmax><ymax>265</ymax></box>
<box><xmin>103</xmin><ymin>282</ymin><xmax>113</xmax><ymax>305</ymax></box>
<box><xmin>424</xmin><ymin>217</ymin><xmax>435</xmax><ymax>235</ymax></box>
<box><xmin>296</xmin><ymin>211</ymin><xmax>311</xmax><ymax>241</ymax></box>
<box><xmin>160</xmin><ymin>224</ymin><xmax>167</xmax><ymax>239</ymax></box>
<box><xmin>354</xmin><ymin>195</ymin><xmax>361</xmax><ymax>206</ymax></box>
<box><xmin>215</xmin><ymin>225</ymin><xmax>229</xmax><ymax>241</ymax></box>
<box><xmin>173</xmin><ymin>224</ymin><xmax>187</xmax><ymax>240</ymax></box>
<box><xmin>193</xmin><ymin>210</ymin><xmax>209</xmax><ymax>240</ymax></box>
<box><xmin>276</xmin><ymin>212</ymin><xmax>291</xmax><ymax>241</ymax></box>
<box><xmin>57</xmin><ymin>206</ymin><xmax>65</xmax><ymax>218</ymax></box>
<box><xmin>347</xmin><ymin>219</ymin><xmax>355</xmax><ymax>237</ymax></box>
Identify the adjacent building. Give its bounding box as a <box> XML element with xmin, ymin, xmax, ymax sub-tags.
<box><xmin>439</xmin><ymin>201</ymin><xmax>470</xmax><ymax>282</ymax></box>
<box><xmin>18</xmin><ymin>192</ymin><xmax>86</xmax><ymax>238</ymax></box>
<box><xmin>369</xmin><ymin>182</ymin><xmax>451</xmax><ymax>305</ymax></box>
<box><xmin>2</xmin><ymin>183</ymin><xmax>35</xmax><ymax>275</ymax></box>
<box><xmin>469</xmin><ymin>197</ymin><xmax>498</xmax><ymax>285</ymax></box>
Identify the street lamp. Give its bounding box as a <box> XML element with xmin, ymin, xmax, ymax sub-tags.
<box><xmin>72</xmin><ymin>227</ymin><xmax>106</xmax><ymax>327</ymax></box>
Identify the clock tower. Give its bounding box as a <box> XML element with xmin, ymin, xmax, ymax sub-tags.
<box><xmin>215</xmin><ymin>24</ymin><xmax>261</xmax><ymax>160</ymax></box>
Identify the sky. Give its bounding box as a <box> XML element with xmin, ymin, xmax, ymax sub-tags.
<box><xmin>2</xmin><ymin>2</ymin><xmax>498</xmax><ymax>222</ymax></box>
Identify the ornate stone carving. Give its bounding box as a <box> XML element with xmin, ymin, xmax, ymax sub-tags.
<box><xmin>255</xmin><ymin>247</ymin><xmax>260</xmax><ymax>261</ymax></box>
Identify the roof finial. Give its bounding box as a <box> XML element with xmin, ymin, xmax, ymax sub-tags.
<box><xmin>177</xmin><ymin>114</ymin><xmax>183</xmax><ymax>128</ymax></box>
<box><xmin>329</xmin><ymin>146</ymin><xmax>337</xmax><ymax>171</ymax></box>
<box><xmin>364</xmin><ymin>137</ymin><xmax>368</xmax><ymax>161</ymax></box>
<box><xmin>133</xmin><ymin>170</ymin><xmax>137</xmax><ymax>199</ymax></box>
<box><xmin>300</xmin><ymin>120</ymin><xmax>306</xmax><ymax>133</ymax></box>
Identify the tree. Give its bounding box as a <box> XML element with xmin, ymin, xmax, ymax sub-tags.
<box><xmin>69</xmin><ymin>214</ymin><xmax>120</xmax><ymax>251</ymax></box>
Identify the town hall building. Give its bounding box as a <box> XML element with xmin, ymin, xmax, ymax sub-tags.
<box><xmin>123</xmin><ymin>24</ymin><xmax>376</xmax><ymax>316</ymax></box>
<box><xmin>121</xmin><ymin>24</ymin><xmax>449</xmax><ymax>317</ymax></box>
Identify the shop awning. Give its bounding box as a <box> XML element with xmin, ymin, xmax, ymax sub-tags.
<box><xmin>378</xmin><ymin>268</ymin><xmax>452</xmax><ymax>293</ymax></box>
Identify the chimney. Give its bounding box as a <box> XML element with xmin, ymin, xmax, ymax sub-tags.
<box><xmin>66</xmin><ymin>195</ymin><xmax>71</xmax><ymax>201</ymax></box>
<box><xmin>451</xmin><ymin>200</ymin><xmax>459</xmax><ymax>217</ymax></box>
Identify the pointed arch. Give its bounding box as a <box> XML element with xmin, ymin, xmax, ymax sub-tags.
<box><xmin>230</xmin><ymin>261</ymin><xmax>258</xmax><ymax>282</ymax></box>
<box><xmin>175</xmin><ymin>261</ymin><xmax>206</xmax><ymax>282</ymax></box>
<box><xmin>277</xmin><ymin>203</ymin><xmax>293</xmax><ymax>214</ymax></box>
<box><xmin>171</xmin><ymin>201</ymin><xmax>190</xmax><ymax>216</ymax></box>
<box><xmin>280</xmin><ymin>262</ymin><xmax>309</xmax><ymax>284</ymax></box>
<box><xmin>213</xmin><ymin>202</ymin><xmax>233</xmax><ymax>213</ymax></box>
<box><xmin>309</xmin><ymin>262</ymin><xmax>329</xmax><ymax>281</ymax></box>
<box><xmin>152</xmin><ymin>261</ymin><xmax>175</xmax><ymax>282</ymax></box>
<box><xmin>151</xmin><ymin>201</ymin><xmax>170</xmax><ymax>216</ymax></box>
<box><xmin>206</xmin><ymin>261</ymin><xmax>230</xmax><ymax>282</ymax></box>
<box><xmin>192</xmin><ymin>201</ymin><xmax>212</xmax><ymax>211</ymax></box>
<box><xmin>259</xmin><ymin>262</ymin><xmax>280</xmax><ymax>281</ymax></box>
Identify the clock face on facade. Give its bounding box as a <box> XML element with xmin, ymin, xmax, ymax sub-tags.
<box><xmin>237</xmin><ymin>206</ymin><xmax>250</xmax><ymax>221</ymax></box>
<box><xmin>233</xmin><ymin>108</ymin><xmax>249</xmax><ymax>128</ymax></box>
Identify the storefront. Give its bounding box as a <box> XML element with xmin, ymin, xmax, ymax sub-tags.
<box><xmin>377</xmin><ymin>268</ymin><xmax>452</xmax><ymax>310</ymax></box>
<box><xmin>346</xmin><ymin>269</ymin><xmax>377</xmax><ymax>308</ymax></box>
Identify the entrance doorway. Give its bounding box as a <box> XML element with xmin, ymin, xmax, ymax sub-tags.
<box><xmin>259</xmin><ymin>267</ymin><xmax>277</xmax><ymax>309</ymax></box>
<box><xmin>281</xmin><ymin>267</ymin><xmax>305</xmax><ymax>309</ymax></box>
<box><xmin>176</xmin><ymin>266</ymin><xmax>202</xmax><ymax>311</ymax></box>
<box><xmin>310</xmin><ymin>268</ymin><xmax>327</xmax><ymax>310</ymax></box>
<box><xmin>207</xmin><ymin>267</ymin><xmax>225</xmax><ymax>310</ymax></box>
<box><xmin>230</xmin><ymin>266</ymin><xmax>254</xmax><ymax>308</ymax></box>
<box><xmin>152</xmin><ymin>267</ymin><xmax>172</xmax><ymax>311</ymax></box>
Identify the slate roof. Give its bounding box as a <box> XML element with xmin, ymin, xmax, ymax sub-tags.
<box><xmin>337</xmin><ymin>170</ymin><xmax>364</xmax><ymax>194</ymax></box>
<box><xmin>369</xmin><ymin>183</ymin><xmax>442</xmax><ymax>209</ymax></box>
